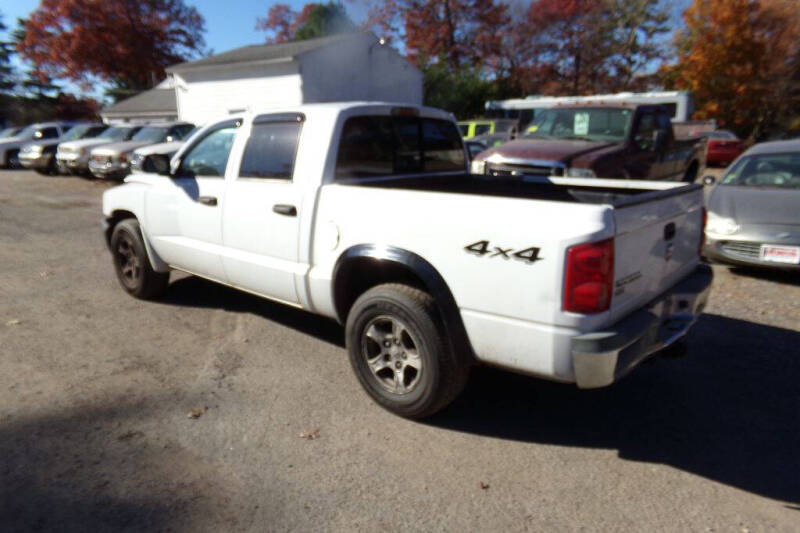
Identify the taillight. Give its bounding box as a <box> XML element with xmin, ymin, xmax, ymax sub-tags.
<box><xmin>698</xmin><ymin>207</ymin><xmax>707</xmax><ymax>255</ymax></box>
<box><xmin>563</xmin><ymin>238</ymin><xmax>614</xmax><ymax>314</ymax></box>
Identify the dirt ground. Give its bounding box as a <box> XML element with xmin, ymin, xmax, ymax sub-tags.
<box><xmin>1</xmin><ymin>169</ymin><xmax>798</xmax><ymax>532</ymax></box>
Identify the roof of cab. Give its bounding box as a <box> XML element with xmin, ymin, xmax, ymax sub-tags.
<box><xmin>240</xmin><ymin>102</ymin><xmax>454</xmax><ymax>122</ymax></box>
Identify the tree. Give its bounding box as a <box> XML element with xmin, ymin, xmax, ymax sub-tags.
<box><xmin>502</xmin><ymin>0</ymin><xmax>670</xmax><ymax>95</ymax></box>
<box><xmin>256</xmin><ymin>2</ymin><xmax>357</xmax><ymax>43</ymax></box>
<box><xmin>0</xmin><ymin>12</ymin><xmax>16</xmax><ymax>92</ymax></box>
<box><xmin>665</xmin><ymin>0</ymin><xmax>800</xmax><ymax>138</ymax></box>
<box><xmin>362</xmin><ymin>0</ymin><xmax>509</xmax><ymax>70</ymax></box>
<box><xmin>16</xmin><ymin>0</ymin><xmax>206</xmax><ymax>93</ymax></box>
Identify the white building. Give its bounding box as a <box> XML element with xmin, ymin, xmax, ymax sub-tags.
<box><xmin>100</xmin><ymin>78</ymin><xmax>178</xmax><ymax>125</ymax></box>
<box><xmin>166</xmin><ymin>32</ymin><xmax>423</xmax><ymax>125</ymax></box>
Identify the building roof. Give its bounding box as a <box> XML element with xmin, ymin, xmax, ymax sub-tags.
<box><xmin>101</xmin><ymin>88</ymin><xmax>177</xmax><ymax>119</ymax></box>
<box><xmin>167</xmin><ymin>32</ymin><xmax>372</xmax><ymax>73</ymax></box>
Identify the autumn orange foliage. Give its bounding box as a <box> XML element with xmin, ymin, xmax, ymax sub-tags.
<box><xmin>668</xmin><ymin>0</ymin><xmax>800</xmax><ymax>138</ymax></box>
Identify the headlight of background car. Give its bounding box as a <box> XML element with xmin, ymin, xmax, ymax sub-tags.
<box><xmin>470</xmin><ymin>159</ymin><xmax>486</xmax><ymax>174</ymax></box>
<box><xmin>565</xmin><ymin>167</ymin><xmax>596</xmax><ymax>178</ymax></box>
<box><xmin>706</xmin><ymin>213</ymin><xmax>739</xmax><ymax>235</ymax></box>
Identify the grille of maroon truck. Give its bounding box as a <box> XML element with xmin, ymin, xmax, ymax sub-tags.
<box><xmin>487</xmin><ymin>162</ymin><xmax>565</xmax><ymax>177</ymax></box>
<box><xmin>720</xmin><ymin>241</ymin><xmax>760</xmax><ymax>259</ymax></box>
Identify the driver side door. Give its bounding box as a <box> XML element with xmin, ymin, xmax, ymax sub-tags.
<box><xmin>144</xmin><ymin>119</ymin><xmax>240</xmax><ymax>282</ymax></box>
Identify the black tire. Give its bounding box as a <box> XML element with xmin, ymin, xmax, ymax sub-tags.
<box><xmin>7</xmin><ymin>149</ymin><xmax>20</xmax><ymax>169</ymax></box>
<box><xmin>110</xmin><ymin>218</ymin><xmax>169</xmax><ymax>300</ymax></box>
<box><xmin>345</xmin><ymin>283</ymin><xmax>469</xmax><ymax>418</ymax></box>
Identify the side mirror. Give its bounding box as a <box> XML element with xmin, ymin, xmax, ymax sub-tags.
<box><xmin>653</xmin><ymin>129</ymin><xmax>668</xmax><ymax>152</ymax></box>
<box><xmin>702</xmin><ymin>175</ymin><xmax>716</xmax><ymax>186</ymax></box>
<box><xmin>144</xmin><ymin>153</ymin><xmax>171</xmax><ymax>175</ymax></box>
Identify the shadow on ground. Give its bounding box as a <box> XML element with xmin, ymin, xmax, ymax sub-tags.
<box><xmin>161</xmin><ymin>275</ymin><xmax>345</xmax><ymax>347</ymax></box>
<box><xmin>728</xmin><ymin>266</ymin><xmax>800</xmax><ymax>287</ymax></box>
<box><xmin>428</xmin><ymin>313</ymin><xmax>800</xmax><ymax>504</ymax></box>
<box><xmin>0</xmin><ymin>395</ymin><xmax>237</xmax><ymax>532</ymax></box>
<box><xmin>160</xmin><ymin>277</ymin><xmax>799</xmax><ymax>503</ymax></box>
<box><xmin>158</xmin><ymin>277</ymin><xmax>799</xmax><ymax>503</ymax></box>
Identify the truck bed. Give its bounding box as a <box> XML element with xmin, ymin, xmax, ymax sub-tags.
<box><xmin>340</xmin><ymin>173</ymin><xmax>703</xmax><ymax>208</ymax></box>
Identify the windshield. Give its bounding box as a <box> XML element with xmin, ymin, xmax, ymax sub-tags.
<box><xmin>523</xmin><ymin>107</ymin><xmax>633</xmax><ymax>142</ymax></box>
<box><xmin>59</xmin><ymin>124</ymin><xmax>102</xmax><ymax>141</ymax></box>
<box><xmin>14</xmin><ymin>125</ymin><xmax>39</xmax><ymax>140</ymax></box>
<box><xmin>458</xmin><ymin>124</ymin><xmax>469</xmax><ymax>136</ymax></box>
<box><xmin>722</xmin><ymin>153</ymin><xmax>800</xmax><ymax>189</ymax></box>
<box><xmin>98</xmin><ymin>127</ymin><xmax>133</xmax><ymax>141</ymax></box>
<box><xmin>0</xmin><ymin>127</ymin><xmax>20</xmax><ymax>138</ymax></box>
<box><xmin>132</xmin><ymin>126</ymin><xmax>168</xmax><ymax>143</ymax></box>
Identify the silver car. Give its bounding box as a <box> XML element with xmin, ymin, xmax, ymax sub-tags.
<box><xmin>703</xmin><ymin>139</ymin><xmax>800</xmax><ymax>269</ymax></box>
<box><xmin>89</xmin><ymin>122</ymin><xmax>194</xmax><ymax>180</ymax></box>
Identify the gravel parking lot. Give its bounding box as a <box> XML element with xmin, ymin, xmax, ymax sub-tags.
<box><xmin>1</xmin><ymin>170</ymin><xmax>798</xmax><ymax>532</ymax></box>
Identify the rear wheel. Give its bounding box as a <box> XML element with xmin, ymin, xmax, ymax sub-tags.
<box><xmin>110</xmin><ymin>218</ymin><xmax>169</xmax><ymax>300</ymax></box>
<box><xmin>345</xmin><ymin>283</ymin><xmax>469</xmax><ymax>418</ymax></box>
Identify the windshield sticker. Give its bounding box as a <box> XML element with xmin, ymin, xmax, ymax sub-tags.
<box><xmin>574</xmin><ymin>113</ymin><xmax>589</xmax><ymax>135</ymax></box>
<box><xmin>527</xmin><ymin>124</ymin><xmax>539</xmax><ymax>132</ymax></box>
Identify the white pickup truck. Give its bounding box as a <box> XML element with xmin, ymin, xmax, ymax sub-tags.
<box><xmin>102</xmin><ymin>103</ymin><xmax>712</xmax><ymax>418</ymax></box>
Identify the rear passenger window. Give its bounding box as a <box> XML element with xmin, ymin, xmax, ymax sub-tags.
<box><xmin>239</xmin><ymin>121</ymin><xmax>302</xmax><ymax>179</ymax></box>
<box><xmin>335</xmin><ymin>116</ymin><xmax>465</xmax><ymax>179</ymax></box>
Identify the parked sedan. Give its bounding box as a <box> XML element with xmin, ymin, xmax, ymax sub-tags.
<box><xmin>704</xmin><ymin>139</ymin><xmax>800</xmax><ymax>269</ymax></box>
<box><xmin>701</xmin><ymin>130</ymin><xmax>744</xmax><ymax>167</ymax></box>
<box><xmin>19</xmin><ymin>123</ymin><xmax>108</xmax><ymax>175</ymax></box>
<box><xmin>89</xmin><ymin>122</ymin><xmax>194</xmax><ymax>180</ymax></box>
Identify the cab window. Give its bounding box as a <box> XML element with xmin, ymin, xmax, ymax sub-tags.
<box><xmin>239</xmin><ymin>120</ymin><xmax>302</xmax><ymax>180</ymax></box>
<box><xmin>335</xmin><ymin>115</ymin><xmax>464</xmax><ymax>179</ymax></box>
<box><xmin>177</xmin><ymin>124</ymin><xmax>238</xmax><ymax>178</ymax></box>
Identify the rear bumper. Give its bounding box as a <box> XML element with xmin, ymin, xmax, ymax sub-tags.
<box><xmin>571</xmin><ymin>264</ymin><xmax>713</xmax><ymax>388</ymax></box>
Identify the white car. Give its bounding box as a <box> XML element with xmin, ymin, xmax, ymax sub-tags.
<box><xmin>0</xmin><ymin>122</ymin><xmax>74</xmax><ymax>169</ymax></box>
<box><xmin>129</xmin><ymin>131</ymin><xmax>196</xmax><ymax>173</ymax></box>
<box><xmin>102</xmin><ymin>102</ymin><xmax>712</xmax><ymax>418</ymax></box>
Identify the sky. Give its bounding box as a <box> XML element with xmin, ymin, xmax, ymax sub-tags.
<box><xmin>1</xmin><ymin>0</ymin><xmax>368</xmax><ymax>55</ymax></box>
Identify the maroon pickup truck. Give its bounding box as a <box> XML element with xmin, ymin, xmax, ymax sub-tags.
<box><xmin>470</xmin><ymin>103</ymin><xmax>704</xmax><ymax>182</ymax></box>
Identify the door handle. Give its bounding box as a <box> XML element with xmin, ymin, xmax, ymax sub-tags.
<box><xmin>273</xmin><ymin>204</ymin><xmax>297</xmax><ymax>217</ymax></box>
<box><xmin>198</xmin><ymin>196</ymin><xmax>217</xmax><ymax>206</ymax></box>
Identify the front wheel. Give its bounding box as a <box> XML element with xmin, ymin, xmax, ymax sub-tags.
<box><xmin>345</xmin><ymin>283</ymin><xmax>469</xmax><ymax>418</ymax></box>
<box><xmin>110</xmin><ymin>218</ymin><xmax>169</xmax><ymax>300</ymax></box>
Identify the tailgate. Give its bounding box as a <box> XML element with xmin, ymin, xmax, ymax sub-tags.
<box><xmin>609</xmin><ymin>185</ymin><xmax>704</xmax><ymax>323</ymax></box>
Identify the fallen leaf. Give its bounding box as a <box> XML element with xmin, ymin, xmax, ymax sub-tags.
<box><xmin>299</xmin><ymin>428</ymin><xmax>320</xmax><ymax>440</ymax></box>
<box><xmin>187</xmin><ymin>406</ymin><xmax>208</xmax><ymax>419</ymax></box>
<box><xmin>5</xmin><ymin>319</ymin><xmax>20</xmax><ymax>326</ymax></box>
<box><xmin>478</xmin><ymin>482</ymin><xmax>490</xmax><ymax>490</ymax></box>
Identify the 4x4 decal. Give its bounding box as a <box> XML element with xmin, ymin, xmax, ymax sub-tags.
<box><xmin>465</xmin><ymin>240</ymin><xmax>543</xmax><ymax>264</ymax></box>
